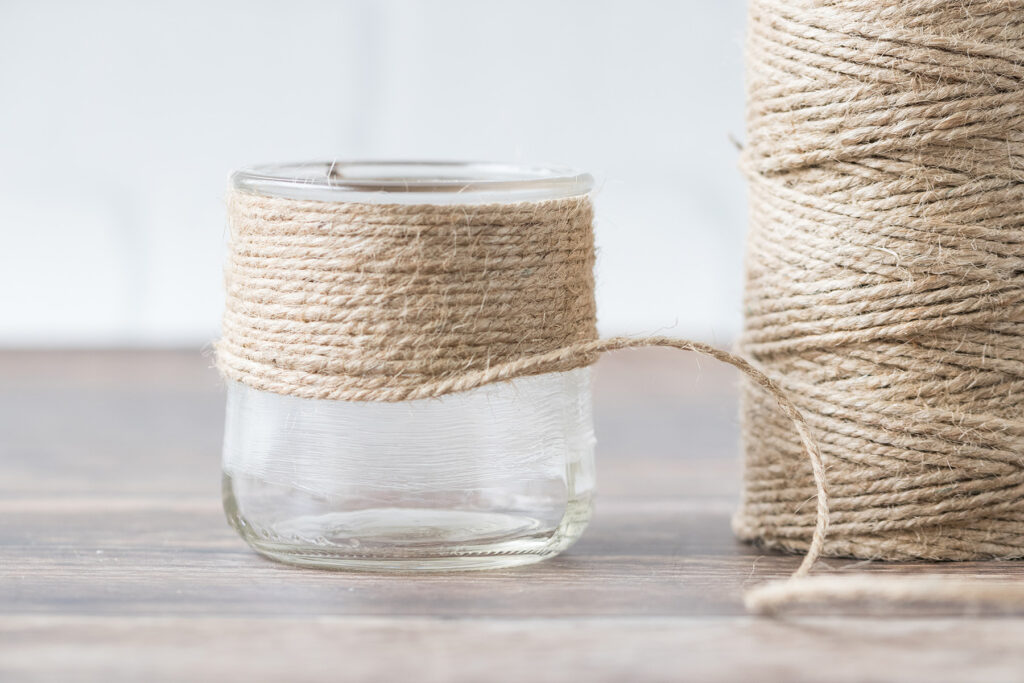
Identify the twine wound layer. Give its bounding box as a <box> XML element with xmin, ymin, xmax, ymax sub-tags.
<box><xmin>736</xmin><ymin>0</ymin><xmax>1024</xmax><ymax>611</ymax></box>
<box><xmin>217</xmin><ymin>193</ymin><xmax>599</xmax><ymax>402</ymax></box>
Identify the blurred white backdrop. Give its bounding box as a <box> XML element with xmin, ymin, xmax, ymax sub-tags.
<box><xmin>0</xmin><ymin>0</ymin><xmax>748</xmax><ymax>347</ymax></box>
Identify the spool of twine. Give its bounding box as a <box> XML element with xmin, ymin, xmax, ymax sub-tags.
<box><xmin>735</xmin><ymin>0</ymin><xmax>1024</xmax><ymax>610</ymax></box>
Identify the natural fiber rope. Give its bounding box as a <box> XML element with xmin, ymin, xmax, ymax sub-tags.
<box><xmin>735</xmin><ymin>0</ymin><xmax>1024</xmax><ymax>612</ymax></box>
<box><xmin>216</xmin><ymin>192</ymin><xmax>599</xmax><ymax>402</ymax></box>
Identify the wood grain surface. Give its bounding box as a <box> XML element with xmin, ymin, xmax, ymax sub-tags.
<box><xmin>2</xmin><ymin>349</ymin><xmax>1023</xmax><ymax>682</ymax></box>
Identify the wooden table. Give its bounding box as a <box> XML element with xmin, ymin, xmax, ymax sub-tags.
<box><xmin>3</xmin><ymin>350</ymin><xmax>1023</xmax><ymax>682</ymax></box>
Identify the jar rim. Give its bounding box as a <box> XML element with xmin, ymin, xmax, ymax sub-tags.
<box><xmin>231</xmin><ymin>160</ymin><xmax>594</xmax><ymax>205</ymax></box>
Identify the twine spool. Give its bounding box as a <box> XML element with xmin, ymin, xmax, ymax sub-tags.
<box><xmin>735</xmin><ymin>0</ymin><xmax>1024</xmax><ymax>609</ymax></box>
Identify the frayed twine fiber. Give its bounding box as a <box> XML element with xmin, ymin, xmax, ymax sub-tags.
<box><xmin>736</xmin><ymin>0</ymin><xmax>1024</xmax><ymax>613</ymax></box>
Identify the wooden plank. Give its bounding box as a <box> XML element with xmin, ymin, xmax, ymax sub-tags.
<box><xmin>2</xmin><ymin>616</ymin><xmax>1024</xmax><ymax>683</ymax></box>
<box><xmin>2</xmin><ymin>350</ymin><xmax>1024</xmax><ymax>682</ymax></box>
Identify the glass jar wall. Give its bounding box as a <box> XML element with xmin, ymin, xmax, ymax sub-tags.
<box><xmin>221</xmin><ymin>162</ymin><xmax>597</xmax><ymax>570</ymax></box>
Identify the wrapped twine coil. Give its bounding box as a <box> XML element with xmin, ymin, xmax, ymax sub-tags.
<box><xmin>734</xmin><ymin>0</ymin><xmax>1024</xmax><ymax>564</ymax></box>
<box><xmin>216</xmin><ymin>193</ymin><xmax>600</xmax><ymax>402</ymax></box>
<box><xmin>731</xmin><ymin>0</ymin><xmax>1024</xmax><ymax>612</ymax></box>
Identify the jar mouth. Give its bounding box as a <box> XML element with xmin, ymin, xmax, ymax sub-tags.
<box><xmin>232</xmin><ymin>160</ymin><xmax>594</xmax><ymax>205</ymax></box>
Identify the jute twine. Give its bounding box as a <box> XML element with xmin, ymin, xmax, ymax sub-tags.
<box><xmin>736</xmin><ymin>0</ymin><xmax>1024</xmax><ymax>612</ymax></box>
<box><xmin>216</xmin><ymin>192</ymin><xmax>600</xmax><ymax>402</ymax></box>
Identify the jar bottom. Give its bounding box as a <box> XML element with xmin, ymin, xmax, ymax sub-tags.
<box><xmin>222</xmin><ymin>473</ymin><xmax>593</xmax><ymax>571</ymax></box>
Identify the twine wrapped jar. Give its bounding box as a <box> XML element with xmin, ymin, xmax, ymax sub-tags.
<box><xmin>218</xmin><ymin>161</ymin><xmax>598</xmax><ymax>570</ymax></box>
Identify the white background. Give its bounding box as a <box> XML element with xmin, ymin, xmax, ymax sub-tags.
<box><xmin>0</xmin><ymin>1</ymin><xmax>748</xmax><ymax>348</ymax></box>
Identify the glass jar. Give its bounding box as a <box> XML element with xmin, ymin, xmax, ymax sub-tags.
<box><xmin>221</xmin><ymin>161</ymin><xmax>597</xmax><ymax>570</ymax></box>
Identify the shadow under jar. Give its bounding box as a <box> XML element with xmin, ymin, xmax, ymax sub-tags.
<box><xmin>221</xmin><ymin>161</ymin><xmax>597</xmax><ymax>570</ymax></box>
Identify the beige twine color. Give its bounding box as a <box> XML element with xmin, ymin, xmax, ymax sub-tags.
<box><xmin>216</xmin><ymin>192</ymin><xmax>600</xmax><ymax>402</ymax></box>
<box><xmin>735</xmin><ymin>0</ymin><xmax>1024</xmax><ymax>611</ymax></box>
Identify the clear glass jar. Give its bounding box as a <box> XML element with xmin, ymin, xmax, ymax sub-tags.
<box><xmin>221</xmin><ymin>161</ymin><xmax>597</xmax><ymax>570</ymax></box>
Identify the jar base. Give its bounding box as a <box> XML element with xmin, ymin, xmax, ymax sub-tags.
<box><xmin>223</xmin><ymin>475</ymin><xmax>592</xmax><ymax>571</ymax></box>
